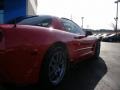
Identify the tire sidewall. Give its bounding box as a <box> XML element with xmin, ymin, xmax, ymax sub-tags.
<box><xmin>94</xmin><ymin>41</ymin><xmax>101</xmax><ymax>59</ymax></box>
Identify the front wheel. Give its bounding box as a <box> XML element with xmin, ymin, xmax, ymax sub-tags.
<box><xmin>40</xmin><ymin>45</ymin><xmax>69</xmax><ymax>88</ymax></box>
<box><xmin>94</xmin><ymin>41</ymin><xmax>101</xmax><ymax>59</ymax></box>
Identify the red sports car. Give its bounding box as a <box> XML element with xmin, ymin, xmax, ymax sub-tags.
<box><xmin>0</xmin><ymin>15</ymin><xmax>101</xmax><ymax>87</ymax></box>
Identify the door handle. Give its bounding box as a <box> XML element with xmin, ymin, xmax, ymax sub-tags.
<box><xmin>0</xmin><ymin>31</ymin><xmax>3</xmax><ymax>42</ymax></box>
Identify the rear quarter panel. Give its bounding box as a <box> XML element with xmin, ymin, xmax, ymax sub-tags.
<box><xmin>0</xmin><ymin>25</ymin><xmax>76</xmax><ymax>84</ymax></box>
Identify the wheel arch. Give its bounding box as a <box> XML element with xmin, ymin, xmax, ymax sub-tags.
<box><xmin>44</xmin><ymin>41</ymin><xmax>70</xmax><ymax>60</ymax></box>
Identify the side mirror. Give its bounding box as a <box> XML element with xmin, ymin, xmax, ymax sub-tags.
<box><xmin>85</xmin><ymin>31</ymin><xmax>93</xmax><ymax>36</ymax></box>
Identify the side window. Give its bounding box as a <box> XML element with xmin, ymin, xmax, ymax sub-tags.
<box><xmin>37</xmin><ymin>19</ymin><xmax>52</xmax><ymax>27</ymax></box>
<box><xmin>62</xmin><ymin>21</ymin><xmax>73</xmax><ymax>32</ymax></box>
<box><xmin>18</xmin><ymin>16</ymin><xmax>52</xmax><ymax>28</ymax></box>
<box><xmin>61</xmin><ymin>18</ymin><xmax>85</xmax><ymax>35</ymax></box>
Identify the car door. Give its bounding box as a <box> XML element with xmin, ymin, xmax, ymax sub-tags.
<box><xmin>1</xmin><ymin>16</ymin><xmax>50</xmax><ymax>81</ymax></box>
<box><xmin>61</xmin><ymin>18</ymin><xmax>93</xmax><ymax>60</ymax></box>
<box><xmin>2</xmin><ymin>16</ymin><xmax>53</xmax><ymax>81</ymax></box>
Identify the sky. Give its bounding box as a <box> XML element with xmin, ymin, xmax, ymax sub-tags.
<box><xmin>37</xmin><ymin>0</ymin><xmax>120</xmax><ymax>30</ymax></box>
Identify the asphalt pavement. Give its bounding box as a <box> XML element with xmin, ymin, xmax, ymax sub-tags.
<box><xmin>0</xmin><ymin>42</ymin><xmax>120</xmax><ymax>90</ymax></box>
<box><xmin>95</xmin><ymin>42</ymin><xmax>120</xmax><ymax>90</ymax></box>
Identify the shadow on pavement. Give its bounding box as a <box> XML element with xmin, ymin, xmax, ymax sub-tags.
<box><xmin>55</xmin><ymin>57</ymin><xmax>108</xmax><ymax>90</ymax></box>
<box><xmin>3</xmin><ymin>57</ymin><xmax>107</xmax><ymax>90</ymax></box>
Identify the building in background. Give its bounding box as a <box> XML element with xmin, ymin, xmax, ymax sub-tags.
<box><xmin>27</xmin><ymin>0</ymin><xmax>38</xmax><ymax>15</ymax></box>
<box><xmin>0</xmin><ymin>0</ymin><xmax>37</xmax><ymax>24</ymax></box>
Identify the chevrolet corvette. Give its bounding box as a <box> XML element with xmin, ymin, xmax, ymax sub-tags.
<box><xmin>0</xmin><ymin>15</ymin><xmax>101</xmax><ymax>87</ymax></box>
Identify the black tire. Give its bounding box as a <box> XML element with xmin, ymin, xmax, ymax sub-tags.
<box><xmin>94</xmin><ymin>41</ymin><xmax>101</xmax><ymax>59</ymax></box>
<box><xmin>39</xmin><ymin>45</ymin><xmax>69</xmax><ymax>89</ymax></box>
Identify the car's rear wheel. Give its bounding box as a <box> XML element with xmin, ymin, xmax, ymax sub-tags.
<box><xmin>40</xmin><ymin>45</ymin><xmax>68</xmax><ymax>88</ymax></box>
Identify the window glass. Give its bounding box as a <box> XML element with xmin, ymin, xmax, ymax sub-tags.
<box><xmin>61</xmin><ymin>18</ymin><xmax>85</xmax><ymax>35</ymax></box>
<box><xmin>18</xmin><ymin>16</ymin><xmax>52</xmax><ymax>27</ymax></box>
<box><xmin>7</xmin><ymin>16</ymin><xmax>52</xmax><ymax>28</ymax></box>
<box><xmin>36</xmin><ymin>19</ymin><xmax>52</xmax><ymax>27</ymax></box>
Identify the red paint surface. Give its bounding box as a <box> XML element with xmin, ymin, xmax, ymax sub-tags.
<box><xmin>0</xmin><ymin>17</ymin><xmax>97</xmax><ymax>84</ymax></box>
